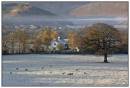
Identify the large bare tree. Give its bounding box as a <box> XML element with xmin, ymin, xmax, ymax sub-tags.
<box><xmin>85</xmin><ymin>23</ymin><xmax>121</xmax><ymax>63</ymax></box>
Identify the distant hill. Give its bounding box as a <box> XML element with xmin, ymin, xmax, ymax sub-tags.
<box><xmin>2</xmin><ymin>2</ymin><xmax>128</xmax><ymax>32</ymax></box>
<box><xmin>70</xmin><ymin>2</ymin><xmax>128</xmax><ymax>17</ymax></box>
<box><xmin>2</xmin><ymin>3</ymin><xmax>56</xmax><ymax>16</ymax></box>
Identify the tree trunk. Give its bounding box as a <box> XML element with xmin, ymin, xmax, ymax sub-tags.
<box><xmin>22</xmin><ymin>43</ymin><xmax>25</xmax><ymax>54</ymax></box>
<box><xmin>104</xmin><ymin>52</ymin><xmax>108</xmax><ymax>63</ymax></box>
<box><xmin>11</xmin><ymin>42</ymin><xmax>14</xmax><ymax>54</ymax></box>
<box><xmin>19</xmin><ymin>43</ymin><xmax>21</xmax><ymax>54</ymax></box>
<box><xmin>103</xmin><ymin>41</ymin><xmax>108</xmax><ymax>63</ymax></box>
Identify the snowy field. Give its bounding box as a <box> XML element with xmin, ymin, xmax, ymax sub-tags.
<box><xmin>2</xmin><ymin>54</ymin><xmax>128</xmax><ymax>87</ymax></box>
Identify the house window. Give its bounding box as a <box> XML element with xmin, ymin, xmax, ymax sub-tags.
<box><xmin>54</xmin><ymin>43</ymin><xmax>56</xmax><ymax>45</ymax></box>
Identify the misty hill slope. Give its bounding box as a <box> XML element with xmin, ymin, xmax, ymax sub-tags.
<box><xmin>2</xmin><ymin>3</ymin><xmax>56</xmax><ymax>16</ymax></box>
<box><xmin>2</xmin><ymin>2</ymin><xmax>128</xmax><ymax>31</ymax></box>
<box><xmin>2</xmin><ymin>3</ymin><xmax>18</xmax><ymax>14</ymax></box>
<box><xmin>30</xmin><ymin>2</ymin><xmax>86</xmax><ymax>16</ymax></box>
<box><xmin>70</xmin><ymin>2</ymin><xmax>128</xmax><ymax>17</ymax></box>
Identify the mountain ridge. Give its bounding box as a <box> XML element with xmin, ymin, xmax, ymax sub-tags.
<box><xmin>70</xmin><ymin>2</ymin><xmax>128</xmax><ymax>17</ymax></box>
<box><xmin>2</xmin><ymin>3</ymin><xmax>56</xmax><ymax>16</ymax></box>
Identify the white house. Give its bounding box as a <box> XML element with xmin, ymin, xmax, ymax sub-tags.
<box><xmin>50</xmin><ymin>36</ymin><xmax>68</xmax><ymax>51</ymax></box>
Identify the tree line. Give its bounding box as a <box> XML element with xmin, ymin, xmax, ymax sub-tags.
<box><xmin>2</xmin><ymin>23</ymin><xmax>128</xmax><ymax>62</ymax></box>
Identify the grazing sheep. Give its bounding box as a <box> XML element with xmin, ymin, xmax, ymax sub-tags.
<box><xmin>84</xmin><ymin>72</ymin><xmax>87</xmax><ymax>74</ymax></box>
<box><xmin>16</xmin><ymin>68</ymin><xmax>19</xmax><ymax>70</ymax></box>
<box><xmin>41</xmin><ymin>67</ymin><xmax>44</xmax><ymax>69</ymax></box>
<box><xmin>10</xmin><ymin>72</ymin><xmax>12</xmax><ymax>74</ymax></box>
<box><xmin>62</xmin><ymin>72</ymin><xmax>65</xmax><ymax>75</ymax></box>
<box><xmin>67</xmin><ymin>73</ymin><xmax>73</xmax><ymax>75</ymax></box>
<box><xmin>25</xmin><ymin>68</ymin><xmax>28</xmax><ymax>71</ymax></box>
<box><xmin>75</xmin><ymin>69</ymin><xmax>79</xmax><ymax>71</ymax></box>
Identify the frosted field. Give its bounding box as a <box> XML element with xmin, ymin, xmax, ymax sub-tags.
<box><xmin>2</xmin><ymin>54</ymin><xmax>128</xmax><ymax>87</ymax></box>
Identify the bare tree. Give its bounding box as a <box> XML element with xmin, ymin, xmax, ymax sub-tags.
<box><xmin>6</xmin><ymin>32</ymin><xmax>16</xmax><ymax>54</ymax></box>
<box><xmin>14</xmin><ymin>29</ymin><xmax>28</xmax><ymax>53</ymax></box>
<box><xmin>2</xmin><ymin>36</ymin><xmax>9</xmax><ymax>54</ymax></box>
<box><xmin>85</xmin><ymin>23</ymin><xmax>121</xmax><ymax>63</ymax></box>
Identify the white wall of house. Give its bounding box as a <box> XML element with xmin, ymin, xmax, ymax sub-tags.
<box><xmin>50</xmin><ymin>36</ymin><xmax>68</xmax><ymax>51</ymax></box>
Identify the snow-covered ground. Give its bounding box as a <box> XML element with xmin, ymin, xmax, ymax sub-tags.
<box><xmin>2</xmin><ymin>54</ymin><xmax>128</xmax><ymax>86</ymax></box>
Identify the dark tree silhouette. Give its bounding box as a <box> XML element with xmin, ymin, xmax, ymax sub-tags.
<box><xmin>85</xmin><ymin>23</ymin><xmax>121</xmax><ymax>63</ymax></box>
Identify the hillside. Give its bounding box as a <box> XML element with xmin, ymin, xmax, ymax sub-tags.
<box><xmin>70</xmin><ymin>2</ymin><xmax>128</xmax><ymax>17</ymax></box>
<box><xmin>2</xmin><ymin>3</ymin><xmax>55</xmax><ymax>16</ymax></box>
